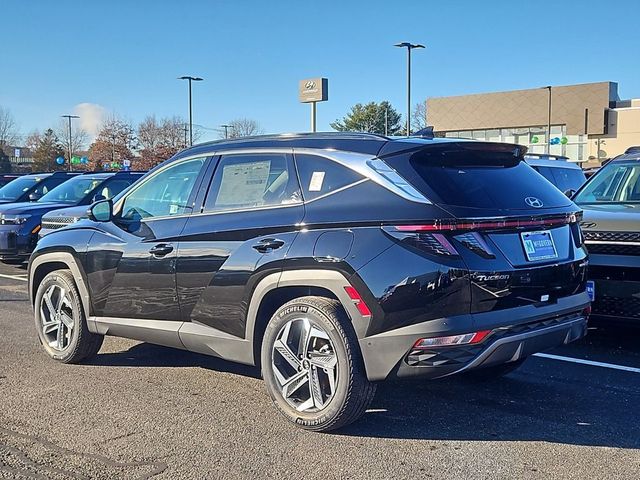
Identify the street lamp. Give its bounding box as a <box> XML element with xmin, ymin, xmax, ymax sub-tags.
<box><xmin>542</xmin><ymin>85</ymin><xmax>552</xmax><ymax>154</ymax></box>
<box><xmin>394</xmin><ymin>42</ymin><xmax>425</xmax><ymax>136</ymax></box>
<box><xmin>61</xmin><ymin>114</ymin><xmax>79</xmax><ymax>171</ymax></box>
<box><xmin>178</xmin><ymin>76</ymin><xmax>204</xmax><ymax>146</ymax></box>
<box><xmin>221</xmin><ymin>124</ymin><xmax>232</xmax><ymax>139</ymax></box>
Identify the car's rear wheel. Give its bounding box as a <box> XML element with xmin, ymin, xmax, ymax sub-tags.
<box><xmin>261</xmin><ymin>296</ymin><xmax>376</xmax><ymax>432</ymax></box>
<box><xmin>34</xmin><ymin>269</ymin><xmax>103</xmax><ymax>363</ymax></box>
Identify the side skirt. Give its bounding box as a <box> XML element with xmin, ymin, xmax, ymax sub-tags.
<box><xmin>89</xmin><ymin>316</ymin><xmax>253</xmax><ymax>365</ymax></box>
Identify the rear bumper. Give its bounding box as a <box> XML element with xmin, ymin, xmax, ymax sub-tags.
<box><xmin>359</xmin><ymin>291</ymin><xmax>590</xmax><ymax>381</ymax></box>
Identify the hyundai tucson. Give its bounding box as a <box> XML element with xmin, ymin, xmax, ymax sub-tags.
<box><xmin>29</xmin><ymin>133</ymin><xmax>590</xmax><ymax>431</ymax></box>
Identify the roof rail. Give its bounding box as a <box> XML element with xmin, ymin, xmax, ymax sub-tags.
<box><xmin>195</xmin><ymin>131</ymin><xmax>390</xmax><ymax>148</ymax></box>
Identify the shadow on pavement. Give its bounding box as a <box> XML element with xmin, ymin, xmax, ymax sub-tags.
<box><xmin>86</xmin><ymin>342</ymin><xmax>261</xmax><ymax>379</ymax></box>
<box><xmin>86</xmin><ymin>330</ymin><xmax>640</xmax><ymax>449</ymax></box>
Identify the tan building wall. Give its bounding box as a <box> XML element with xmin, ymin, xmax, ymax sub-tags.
<box><xmin>589</xmin><ymin>100</ymin><xmax>640</xmax><ymax>162</ymax></box>
<box><xmin>427</xmin><ymin>82</ymin><xmax>616</xmax><ymax>135</ymax></box>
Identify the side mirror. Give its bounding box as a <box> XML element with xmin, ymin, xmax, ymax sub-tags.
<box><xmin>92</xmin><ymin>193</ymin><xmax>106</xmax><ymax>203</ymax></box>
<box><xmin>564</xmin><ymin>189</ymin><xmax>577</xmax><ymax>198</ymax></box>
<box><xmin>28</xmin><ymin>192</ymin><xmax>41</xmax><ymax>201</ymax></box>
<box><xmin>88</xmin><ymin>199</ymin><xmax>113</xmax><ymax>222</ymax></box>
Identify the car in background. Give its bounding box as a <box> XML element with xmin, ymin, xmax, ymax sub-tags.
<box><xmin>29</xmin><ymin>133</ymin><xmax>589</xmax><ymax>431</ymax></box>
<box><xmin>0</xmin><ymin>172</ymin><xmax>80</xmax><ymax>205</ymax></box>
<box><xmin>0</xmin><ymin>171</ymin><xmax>143</xmax><ymax>263</ymax></box>
<box><xmin>39</xmin><ymin>171</ymin><xmax>145</xmax><ymax>237</ymax></box>
<box><xmin>573</xmin><ymin>148</ymin><xmax>640</xmax><ymax>325</ymax></box>
<box><xmin>524</xmin><ymin>153</ymin><xmax>587</xmax><ymax>196</ymax></box>
<box><xmin>0</xmin><ymin>174</ymin><xmax>24</xmax><ymax>188</ymax></box>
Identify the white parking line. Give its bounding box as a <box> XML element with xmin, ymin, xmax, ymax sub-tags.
<box><xmin>0</xmin><ymin>273</ymin><xmax>28</xmax><ymax>282</ymax></box>
<box><xmin>534</xmin><ymin>352</ymin><xmax>640</xmax><ymax>374</ymax></box>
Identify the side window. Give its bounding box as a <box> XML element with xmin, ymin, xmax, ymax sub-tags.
<box><xmin>99</xmin><ymin>178</ymin><xmax>137</xmax><ymax>200</ymax></box>
<box><xmin>533</xmin><ymin>166</ymin><xmax>556</xmax><ymax>185</ymax></box>
<box><xmin>121</xmin><ymin>158</ymin><xmax>206</xmax><ymax>220</ymax></box>
<box><xmin>204</xmin><ymin>153</ymin><xmax>301</xmax><ymax>212</ymax></box>
<box><xmin>294</xmin><ymin>154</ymin><xmax>364</xmax><ymax>201</ymax></box>
<box><xmin>37</xmin><ymin>177</ymin><xmax>67</xmax><ymax>196</ymax></box>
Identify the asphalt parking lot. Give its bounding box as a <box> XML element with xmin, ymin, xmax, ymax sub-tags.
<box><xmin>1</xmin><ymin>262</ymin><xmax>639</xmax><ymax>480</ymax></box>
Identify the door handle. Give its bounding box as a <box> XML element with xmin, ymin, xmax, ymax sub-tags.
<box><xmin>149</xmin><ymin>243</ymin><xmax>174</xmax><ymax>257</ymax></box>
<box><xmin>252</xmin><ymin>238</ymin><xmax>285</xmax><ymax>253</ymax></box>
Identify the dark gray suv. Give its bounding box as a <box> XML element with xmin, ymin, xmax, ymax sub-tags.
<box><xmin>574</xmin><ymin>149</ymin><xmax>640</xmax><ymax>324</ymax></box>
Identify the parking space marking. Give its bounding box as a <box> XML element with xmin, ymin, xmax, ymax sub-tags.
<box><xmin>534</xmin><ymin>352</ymin><xmax>640</xmax><ymax>374</ymax></box>
<box><xmin>0</xmin><ymin>273</ymin><xmax>28</xmax><ymax>282</ymax></box>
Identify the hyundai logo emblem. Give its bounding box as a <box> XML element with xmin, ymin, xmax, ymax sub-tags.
<box><xmin>305</xmin><ymin>81</ymin><xmax>316</xmax><ymax>89</ymax></box>
<box><xmin>524</xmin><ymin>196</ymin><xmax>544</xmax><ymax>208</ymax></box>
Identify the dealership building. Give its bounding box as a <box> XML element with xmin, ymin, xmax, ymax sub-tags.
<box><xmin>427</xmin><ymin>81</ymin><xmax>640</xmax><ymax>166</ymax></box>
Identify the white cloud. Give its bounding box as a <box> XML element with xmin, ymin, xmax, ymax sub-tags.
<box><xmin>73</xmin><ymin>103</ymin><xmax>107</xmax><ymax>139</ymax></box>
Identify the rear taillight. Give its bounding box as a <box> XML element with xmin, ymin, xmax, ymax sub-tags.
<box><xmin>413</xmin><ymin>330</ymin><xmax>492</xmax><ymax>348</ymax></box>
<box><xmin>453</xmin><ymin>232</ymin><xmax>495</xmax><ymax>259</ymax></box>
<box><xmin>383</xmin><ymin>228</ymin><xmax>459</xmax><ymax>256</ymax></box>
<box><xmin>390</xmin><ymin>212</ymin><xmax>581</xmax><ymax>233</ymax></box>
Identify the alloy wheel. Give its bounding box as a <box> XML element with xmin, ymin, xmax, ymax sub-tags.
<box><xmin>39</xmin><ymin>284</ymin><xmax>75</xmax><ymax>352</ymax></box>
<box><xmin>271</xmin><ymin>317</ymin><xmax>338</xmax><ymax>412</ymax></box>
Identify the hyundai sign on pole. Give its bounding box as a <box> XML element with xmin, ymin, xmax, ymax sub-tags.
<box><xmin>299</xmin><ymin>78</ymin><xmax>328</xmax><ymax>132</ymax></box>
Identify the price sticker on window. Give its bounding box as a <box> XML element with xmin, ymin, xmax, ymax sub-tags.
<box><xmin>309</xmin><ymin>171</ymin><xmax>325</xmax><ymax>192</ymax></box>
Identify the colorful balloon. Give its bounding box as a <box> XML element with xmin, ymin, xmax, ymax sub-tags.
<box><xmin>56</xmin><ymin>156</ymin><xmax>65</xmax><ymax>165</ymax></box>
<box><xmin>560</xmin><ymin>137</ymin><xmax>568</xmax><ymax>145</ymax></box>
<box><xmin>80</xmin><ymin>156</ymin><xmax>89</xmax><ymax>164</ymax></box>
<box><xmin>531</xmin><ymin>136</ymin><xmax>539</xmax><ymax>144</ymax></box>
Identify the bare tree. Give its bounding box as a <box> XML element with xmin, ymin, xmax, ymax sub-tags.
<box><xmin>0</xmin><ymin>106</ymin><xmax>19</xmax><ymax>146</ymax></box>
<box><xmin>138</xmin><ymin>115</ymin><xmax>187</xmax><ymax>169</ymax></box>
<box><xmin>225</xmin><ymin>118</ymin><xmax>264</xmax><ymax>139</ymax></box>
<box><xmin>411</xmin><ymin>102</ymin><xmax>428</xmax><ymax>132</ymax></box>
<box><xmin>56</xmin><ymin>119</ymin><xmax>89</xmax><ymax>162</ymax></box>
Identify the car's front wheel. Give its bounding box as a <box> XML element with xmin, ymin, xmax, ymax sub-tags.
<box><xmin>34</xmin><ymin>269</ymin><xmax>104</xmax><ymax>363</ymax></box>
<box><xmin>261</xmin><ymin>296</ymin><xmax>376</xmax><ymax>432</ymax></box>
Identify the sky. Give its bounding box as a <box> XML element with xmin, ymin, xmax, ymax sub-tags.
<box><xmin>2</xmin><ymin>0</ymin><xmax>639</xmax><ymax>143</ymax></box>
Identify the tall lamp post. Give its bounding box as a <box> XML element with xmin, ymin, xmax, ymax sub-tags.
<box><xmin>221</xmin><ymin>124</ymin><xmax>232</xmax><ymax>139</ymax></box>
<box><xmin>178</xmin><ymin>76</ymin><xmax>204</xmax><ymax>146</ymax></box>
<box><xmin>394</xmin><ymin>42</ymin><xmax>425</xmax><ymax>136</ymax></box>
<box><xmin>61</xmin><ymin>114</ymin><xmax>79</xmax><ymax>171</ymax></box>
<box><xmin>543</xmin><ymin>85</ymin><xmax>552</xmax><ymax>154</ymax></box>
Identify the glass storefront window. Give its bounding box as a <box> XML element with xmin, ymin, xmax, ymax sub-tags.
<box><xmin>440</xmin><ymin>124</ymin><xmax>588</xmax><ymax>162</ymax></box>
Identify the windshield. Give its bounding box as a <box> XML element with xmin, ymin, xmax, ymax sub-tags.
<box><xmin>39</xmin><ymin>177</ymin><xmax>103</xmax><ymax>204</ymax></box>
<box><xmin>574</xmin><ymin>162</ymin><xmax>640</xmax><ymax>204</ymax></box>
<box><xmin>0</xmin><ymin>177</ymin><xmax>39</xmax><ymax>201</ymax></box>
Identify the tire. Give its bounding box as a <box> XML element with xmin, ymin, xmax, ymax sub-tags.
<box><xmin>261</xmin><ymin>296</ymin><xmax>377</xmax><ymax>432</ymax></box>
<box><xmin>34</xmin><ymin>269</ymin><xmax>104</xmax><ymax>363</ymax></box>
<box><xmin>465</xmin><ymin>358</ymin><xmax>527</xmax><ymax>380</ymax></box>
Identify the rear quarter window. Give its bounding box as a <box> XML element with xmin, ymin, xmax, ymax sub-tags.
<box><xmin>294</xmin><ymin>154</ymin><xmax>364</xmax><ymax>201</ymax></box>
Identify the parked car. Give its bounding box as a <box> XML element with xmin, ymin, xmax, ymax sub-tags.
<box><xmin>524</xmin><ymin>153</ymin><xmax>587</xmax><ymax>196</ymax></box>
<box><xmin>0</xmin><ymin>171</ymin><xmax>143</xmax><ymax>263</ymax></box>
<box><xmin>39</xmin><ymin>171</ymin><xmax>145</xmax><ymax>238</ymax></box>
<box><xmin>573</xmin><ymin>148</ymin><xmax>640</xmax><ymax>325</ymax></box>
<box><xmin>0</xmin><ymin>173</ymin><xmax>24</xmax><ymax>188</ymax></box>
<box><xmin>0</xmin><ymin>171</ymin><xmax>80</xmax><ymax>205</ymax></box>
<box><xmin>29</xmin><ymin>133</ymin><xmax>590</xmax><ymax>431</ymax></box>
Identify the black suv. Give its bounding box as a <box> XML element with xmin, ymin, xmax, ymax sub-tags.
<box><xmin>573</xmin><ymin>149</ymin><xmax>640</xmax><ymax>324</ymax></box>
<box><xmin>29</xmin><ymin>133</ymin><xmax>590</xmax><ymax>431</ymax></box>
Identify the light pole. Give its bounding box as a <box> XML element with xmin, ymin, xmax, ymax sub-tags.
<box><xmin>394</xmin><ymin>42</ymin><xmax>425</xmax><ymax>136</ymax></box>
<box><xmin>178</xmin><ymin>76</ymin><xmax>204</xmax><ymax>146</ymax></box>
<box><xmin>61</xmin><ymin>114</ymin><xmax>79</xmax><ymax>171</ymax></box>
<box><xmin>221</xmin><ymin>124</ymin><xmax>232</xmax><ymax>139</ymax></box>
<box><xmin>542</xmin><ymin>85</ymin><xmax>552</xmax><ymax>154</ymax></box>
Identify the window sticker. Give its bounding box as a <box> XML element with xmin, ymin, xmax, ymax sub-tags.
<box><xmin>216</xmin><ymin>160</ymin><xmax>271</xmax><ymax>206</ymax></box>
<box><xmin>309</xmin><ymin>171</ymin><xmax>325</xmax><ymax>192</ymax></box>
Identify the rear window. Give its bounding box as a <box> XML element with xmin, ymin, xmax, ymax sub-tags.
<box><xmin>384</xmin><ymin>146</ymin><xmax>573</xmax><ymax>210</ymax></box>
